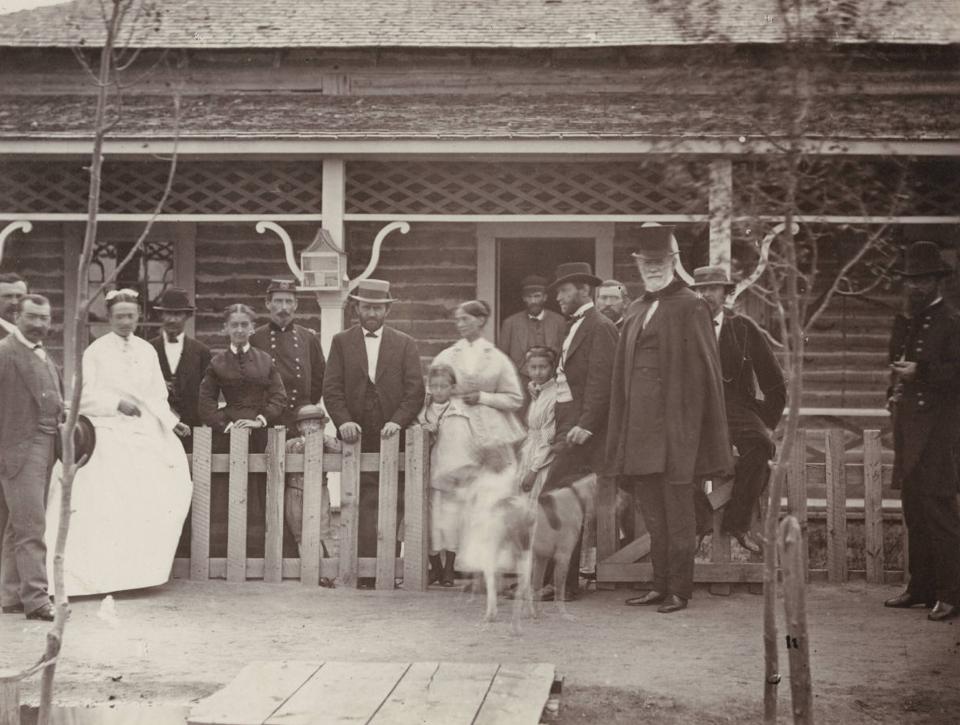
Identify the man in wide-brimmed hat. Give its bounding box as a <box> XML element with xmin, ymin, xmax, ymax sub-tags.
<box><xmin>536</xmin><ymin>262</ymin><xmax>618</xmax><ymax>601</ymax></box>
<box><xmin>498</xmin><ymin>274</ymin><xmax>566</xmax><ymax>375</ymax></box>
<box><xmin>323</xmin><ymin>279</ymin><xmax>425</xmax><ymax>585</ymax></box>
<box><xmin>607</xmin><ymin>225</ymin><xmax>732</xmax><ymax>613</ymax></box>
<box><xmin>883</xmin><ymin>241</ymin><xmax>960</xmax><ymax>621</ymax></box>
<box><xmin>149</xmin><ymin>286</ymin><xmax>211</xmax><ymax>451</ymax></box>
<box><xmin>691</xmin><ymin>266</ymin><xmax>786</xmax><ymax>555</ymax></box>
<box><xmin>250</xmin><ymin>279</ymin><xmax>326</xmax><ymax>431</ymax></box>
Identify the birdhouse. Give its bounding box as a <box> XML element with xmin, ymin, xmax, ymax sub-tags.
<box><xmin>299</xmin><ymin>227</ymin><xmax>345</xmax><ymax>291</ymax></box>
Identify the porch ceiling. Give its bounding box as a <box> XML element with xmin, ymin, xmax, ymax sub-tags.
<box><xmin>1</xmin><ymin>92</ymin><xmax>958</xmax><ymax>142</ymax></box>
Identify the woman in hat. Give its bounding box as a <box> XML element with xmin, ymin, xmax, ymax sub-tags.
<box><xmin>45</xmin><ymin>289</ymin><xmax>193</xmax><ymax>596</ymax></box>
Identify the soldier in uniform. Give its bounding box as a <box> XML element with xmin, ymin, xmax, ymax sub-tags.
<box><xmin>883</xmin><ymin>241</ymin><xmax>960</xmax><ymax>622</ymax></box>
<box><xmin>250</xmin><ymin>279</ymin><xmax>326</xmax><ymax>431</ymax></box>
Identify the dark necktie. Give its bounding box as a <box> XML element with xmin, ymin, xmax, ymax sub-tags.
<box><xmin>234</xmin><ymin>347</ymin><xmax>245</xmax><ymax>363</ymax></box>
<box><xmin>366</xmin><ymin>332</ymin><xmax>378</xmax><ymax>339</ymax></box>
<box><xmin>167</xmin><ymin>332</ymin><xmax>179</xmax><ymax>343</ymax></box>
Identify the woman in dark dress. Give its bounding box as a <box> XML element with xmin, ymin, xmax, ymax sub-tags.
<box><xmin>198</xmin><ymin>304</ymin><xmax>287</xmax><ymax>557</ymax></box>
<box><xmin>199</xmin><ymin>303</ymin><xmax>286</xmax><ymax>448</ymax></box>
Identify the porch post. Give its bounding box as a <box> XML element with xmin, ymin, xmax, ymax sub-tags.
<box><xmin>709</xmin><ymin>159</ymin><xmax>733</xmax><ymax>271</ymax></box>
<box><xmin>319</xmin><ymin>158</ymin><xmax>346</xmax><ymax>355</ymax></box>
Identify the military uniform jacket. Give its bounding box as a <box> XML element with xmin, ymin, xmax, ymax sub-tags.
<box><xmin>718</xmin><ymin>311</ymin><xmax>787</xmax><ymax>431</ymax></box>
<box><xmin>251</xmin><ymin>322</ymin><xmax>325</xmax><ymax>427</ymax></box>
<box><xmin>150</xmin><ymin>335</ymin><xmax>212</xmax><ymax>428</ymax></box>
<box><xmin>198</xmin><ymin>347</ymin><xmax>287</xmax><ymax>434</ymax></box>
<box><xmin>888</xmin><ymin>299</ymin><xmax>960</xmax><ymax>494</ymax></box>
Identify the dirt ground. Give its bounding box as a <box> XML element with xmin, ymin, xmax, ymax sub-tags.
<box><xmin>2</xmin><ymin>580</ymin><xmax>959</xmax><ymax>724</ymax></box>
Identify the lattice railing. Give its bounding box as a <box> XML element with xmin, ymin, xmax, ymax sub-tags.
<box><xmin>345</xmin><ymin>161</ymin><xmax>710</xmax><ymax>215</ymax></box>
<box><xmin>0</xmin><ymin>162</ymin><xmax>323</xmax><ymax>214</ymax></box>
<box><xmin>733</xmin><ymin>158</ymin><xmax>960</xmax><ymax>218</ymax></box>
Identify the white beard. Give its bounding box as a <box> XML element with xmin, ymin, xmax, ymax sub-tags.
<box><xmin>641</xmin><ymin>274</ymin><xmax>673</xmax><ymax>293</ymax></box>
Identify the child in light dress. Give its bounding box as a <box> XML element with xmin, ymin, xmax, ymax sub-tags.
<box><xmin>518</xmin><ymin>346</ymin><xmax>558</xmax><ymax>501</ymax></box>
<box><xmin>419</xmin><ymin>363</ymin><xmax>476</xmax><ymax>587</ymax></box>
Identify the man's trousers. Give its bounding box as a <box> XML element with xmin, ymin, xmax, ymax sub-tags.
<box><xmin>633</xmin><ymin>474</ymin><xmax>696</xmax><ymax>600</ymax></box>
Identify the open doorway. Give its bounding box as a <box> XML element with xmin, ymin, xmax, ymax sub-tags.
<box><xmin>496</xmin><ymin>237</ymin><xmax>594</xmax><ymax>330</ymax></box>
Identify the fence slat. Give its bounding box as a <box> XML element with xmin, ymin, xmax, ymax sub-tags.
<box><xmin>403</xmin><ymin>425</ymin><xmax>429</xmax><ymax>592</ymax></box>
<box><xmin>264</xmin><ymin>427</ymin><xmax>286</xmax><ymax>584</ymax></box>
<box><xmin>778</xmin><ymin>515</ymin><xmax>814</xmax><ymax>724</ymax></box>
<box><xmin>788</xmin><ymin>429</ymin><xmax>809</xmax><ymax>580</ymax></box>
<box><xmin>376</xmin><ymin>433</ymin><xmax>400</xmax><ymax>590</ymax></box>
<box><xmin>300</xmin><ymin>430</ymin><xmax>324</xmax><ymax>586</ymax></box>
<box><xmin>709</xmin><ymin>479</ymin><xmax>732</xmax><ymax>596</ymax></box>
<box><xmin>190</xmin><ymin>427</ymin><xmax>212</xmax><ymax>581</ymax></box>
<box><xmin>338</xmin><ymin>436</ymin><xmax>361</xmax><ymax>588</ymax></box>
<box><xmin>825</xmin><ymin>428</ymin><xmax>847</xmax><ymax>583</ymax></box>
<box><xmin>862</xmin><ymin>429</ymin><xmax>884</xmax><ymax>584</ymax></box>
<box><xmin>227</xmin><ymin>427</ymin><xmax>250</xmax><ymax>583</ymax></box>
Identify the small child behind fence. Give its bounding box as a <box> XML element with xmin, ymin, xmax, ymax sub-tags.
<box><xmin>419</xmin><ymin>363</ymin><xmax>475</xmax><ymax>587</ymax></box>
<box><xmin>284</xmin><ymin>404</ymin><xmax>342</xmax><ymax>585</ymax></box>
<box><xmin>518</xmin><ymin>346</ymin><xmax>558</xmax><ymax>501</ymax></box>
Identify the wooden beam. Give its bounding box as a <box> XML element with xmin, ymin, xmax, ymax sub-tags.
<box><xmin>2</xmin><ymin>137</ymin><xmax>956</xmax><ymax>157</ymax></box>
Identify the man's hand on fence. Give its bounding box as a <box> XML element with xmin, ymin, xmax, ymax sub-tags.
<box><xmin>174</xmin><ymin>422</ymin><xmax>191</xmax><ymax>437</ymax></box>
<box><xmin>117</xmin><ymin>398</ymin><xmax>141</xmax><ymax>417</ymax></box>
<box><xmin>381</xmin><ymin>421</ymin><xmax>401</xmax><ymax>438</ymax></box>
<box><xmin>339</xmin><ymin>421</ymin><xmax>362</xmax><ymax>443</ymax></box>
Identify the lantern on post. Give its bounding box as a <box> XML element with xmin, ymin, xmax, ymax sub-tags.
<box><xmin>299</xmin><ymin>227</ymin><xmax>346</xmax><ymax>292</ymax></box>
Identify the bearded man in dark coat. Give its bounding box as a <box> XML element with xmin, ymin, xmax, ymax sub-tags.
<box><xmin>607</xmin><ymin>225</ymin><xmax>732</xmax><ymax>613</ymax></box>
<box><xmin>883</xmin><ymin>241</ymin><xmax>960</xmax><ymax>622</ymax></box>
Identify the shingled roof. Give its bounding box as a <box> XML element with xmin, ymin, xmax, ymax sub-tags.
<box><xmin>1</xmin><ymin>0</ymin><xmax>957</xmax><ymax>48</ymax></box>
<box><xmin>1</xmin><ymin>92</ymin><xmax>957</xmax><ymax>141</ymax></box>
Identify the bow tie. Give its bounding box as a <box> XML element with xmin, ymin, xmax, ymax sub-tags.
<box><xmin>365</xmin><ymin>332</ymin><xmax>379</xmax><ymax>339</ymax></box>
<box><xmin>167</xmin><ymin>333</ymin><xmax>180</xmax><ymax>343</ymax></box>
<box><xmin>714</xmin><ymin>319</ymin><xmax>720</xmax><ymax>327</ymax></box>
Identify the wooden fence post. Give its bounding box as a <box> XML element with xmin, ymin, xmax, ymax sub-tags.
<box><xmin>0</xmin><ymin>672</ymin><xmax>20</xmax><ymax>725</ymax></box>
<box><xmin>227</xmin><ymin>427</ymin><xmax>250</xmax><ymax>583</ymax></box>
<box><xmin>376</xmin><ymin>433</ymin><xmax>400</xmax><ymax>590</ymax></box>
<box><xmin>300</xmin><ymin>430</ymin><xmax>324</xmax><ymax>586</ymax></box>
<box><xmin>710</xmin><ymin>479</ymin><xmax>732</xmax><ymax>596</ymax></box>
<box><xmin>403</xmin><ymin>425</ymin><xmax>429</xmax><ymax>592</ymax></box>
<box><xmin>778</xmin><ymin>516</ymin><xmax>814</xmax><ymax>725</ymax></box>
<box><xmin>190</xmin><ymin>426</ymin><xmax>212</xmax><ymax>581</ymax></box>
<box><xmin>264</xmin><ymin>427</ymin><xmax>286</xmax><ymax>584</ymax></box>
<box><xmin>787</xmin><ymin>429</ymin><xmax>808</xmax><ymax>580</ymax></box>
<box><xmin>825</xmin><ymin>429</ymin><xmax>847</xmax><ymax>583</ymax></box>
<box><xmin>338</xmin><ymin>436</ymin><xmax>361</xmax><ymax>588</ymax></box>
<box><xmin>863</xmin><ymin>429</ymin><xmax>885</xmax><ymax>584</ymax></box>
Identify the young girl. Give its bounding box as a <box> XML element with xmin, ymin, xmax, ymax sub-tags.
<box><xmin>518</xmin><ymin>346</ymin><xmax>558</xmax><ymax>501</ymax></box>
<box><xmin>419</xmin><ymin>363</ymin><xmax>475</xmax><ymax>586</ymax></box>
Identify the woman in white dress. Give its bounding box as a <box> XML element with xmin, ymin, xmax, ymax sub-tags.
<box><xmin>46</xmin><ymin>289</ymin><xmax>192</xmax><ymax>596</ymax></box>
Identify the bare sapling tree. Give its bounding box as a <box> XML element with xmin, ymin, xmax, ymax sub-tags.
<box><xmin>3</xmin><ymin>2</ymin><xmax>182</xmax><ymax>722</ymax></box>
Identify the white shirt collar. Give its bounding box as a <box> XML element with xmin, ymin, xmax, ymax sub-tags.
<box><xmin>164</xmin><ymin>332</ymin><xmax>184</xmax><ymax>344</ymax></box>
<box><xmin>0</xmin><ymin>317</ymin><xmax>16</xmax><ymax>335</ymax></box>
<box><xmin>232</xmin><ymin>342</ymin><xmax>251</xmax><ymax>354</ymax></box>
<box><xmin>572</xmin><ymin>302</ymin><xmax>594</xmax><ymax>318</ymax></box>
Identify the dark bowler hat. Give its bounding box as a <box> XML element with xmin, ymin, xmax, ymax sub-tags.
<box><xmin>547</xmin><ymin>262</ymin><xmax>603</xmax><ymax>291</ymax></box>
<box><xmin>54</xmin><ymin>414</ymin><xmax>97</xmax><ymax>468</ymax></box>
<box><xmin>690</xmin><ymin>265</ymin><xmax>736</xmax><ymax>290</ymax></box>
<box><xmin>266</xmin><ymin>279</ymin><xmax>300</xmax><ymax>296</ymax></box>
<box><xmin>631</xmin><ymin>223</ymin><xmax>679</xmax><ymax>260</ymax></box>
<box><xmin>893</xmin><ymin>241</ymin><xmax>953</xmax><ymax>278</ymax></box>
<box><xmin>153</xmin><ymin>286</ymin><xmax>195</xmax><ymax>312</ymax></box>
<box><xmin>295</xmin><ymin>404</ymin><xmax>328</xmax><ymax>423</ymax></box>
<box><xmin>348</xmin><ymin>278</ymin><xmax>398</xmax><ymax>303</ymax></box>
<box><xmin>520</xmin><ymin>275</ymin><xmax>548</xmax><ymax>292</ymax></box>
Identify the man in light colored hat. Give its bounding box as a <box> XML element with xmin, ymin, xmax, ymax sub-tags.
<box><xmin>498</xmin><ymin>274</ymin><xmax>566</xmax><ymax>374</ymax></box>
<box><xmin>607</xmin><ymin>225</ymin><xmax>731</xmax><ymax>613</ymax></box>
<box><xmin>691</xmin><ymin>266</ymin><xmax>785</xmax><ymax>554</ymax></box>
<box><xmin>597</xmin><ymin>279</ymin><xmax>630</xmax><ymax>332</ymax></box>
<box><xmin>149</xmin><ymin>286</ymin><xmax>211</xmax><ymax>452</ymax></box>
<box><xmin>322</xmin><ymin>279</ymin><xmax>425</xmax><ymax>584</ymax></box>
<box><xmin>883</xmin><ymin>241</ymin><xmax>960</xmax><ymax>621</ymax></box>
<box><xmin>251</xmin><ymin>279</ymin><xmax>326</xmax><ymax>431</ymax></box>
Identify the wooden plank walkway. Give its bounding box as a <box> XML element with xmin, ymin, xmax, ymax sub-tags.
<box><xmin>189</xmin><ymin>661</ymin><xmax>557</xmax><ymax>725</ymax></box>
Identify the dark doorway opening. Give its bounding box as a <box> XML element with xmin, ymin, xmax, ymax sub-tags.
<box><xmin>497</xmin><ymin>237</ymin><xmax>595</xmax><ymax>331</ymax></box>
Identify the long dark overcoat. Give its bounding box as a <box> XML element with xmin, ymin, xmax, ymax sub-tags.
<box><xmin>606</xmin><ymin>282</ymin><xmax>732</xmax><ymax>484</ymax></box>
<box><xmin>889</xmin><ymin>299</ymin><xmax>960</xmax><ymax>495</ymax></box>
